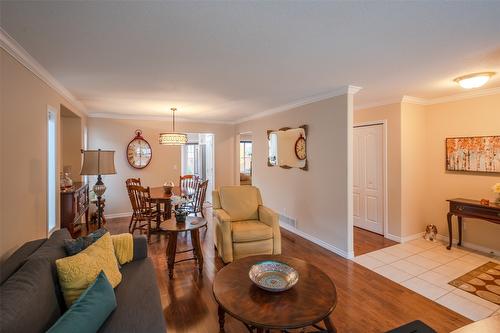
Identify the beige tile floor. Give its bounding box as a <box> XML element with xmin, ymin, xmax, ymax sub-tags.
<box><xmin>352</xmin><ymin>238</ymin><xmax>500</xmax><ymax>321</ymax></box>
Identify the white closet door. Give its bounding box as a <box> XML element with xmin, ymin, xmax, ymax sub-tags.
<box><xmin>353</xmin><ymin>124</ymin><xmax>384</xmax><ymax>234</ymax></box>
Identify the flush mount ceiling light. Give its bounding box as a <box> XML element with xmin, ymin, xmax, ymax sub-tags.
<box><xmin>454</xmin><ymin>72</ymin><xmax>495</xmax><ymax>89</ymax></box>
<box><xmin>159</xmin><ymin>108</ymin><xmax>188</xmax><ymax>145</ymax></box>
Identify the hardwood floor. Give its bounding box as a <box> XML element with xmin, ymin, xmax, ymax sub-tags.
<box><xmin>353</xmin><ymin>227</ymin><xmax>398</xmax><ymax>256</ymax></box>
<box><xmin>105</xmin><ymin>210</ymin><xmax>471</xmax><ymax>333</ymax></box>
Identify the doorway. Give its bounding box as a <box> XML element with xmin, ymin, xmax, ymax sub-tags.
<box><xmin>353</xmin><ymin>123</ymin><xmax>386</xmax><ymax>235</ymax></box>
<box><xmin>181</xmin><ymin>133</ymin><xmax>215</xmax><ymax>202</ymax></box>
<box><xmin>239</xmin><ymin>132</ymin><xmax>253</xmax><ymax>185</ymax></box>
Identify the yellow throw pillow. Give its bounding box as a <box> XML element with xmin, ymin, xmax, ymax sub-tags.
<box><xmin>111</xmin><ymin>233</ymin><xmax>134</xmax><ymax>265</ymax></box>
<box><xmin>56</xmin><ymin>232</ymin><xmax>122</xmax><ymax>307</ymax></box>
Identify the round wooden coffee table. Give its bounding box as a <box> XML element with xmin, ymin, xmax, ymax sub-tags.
<box><xmin>213</xmin><ymin>255</ymin><xmax>337</xmax><ymax>332</ymax></box>
<box><xmin>161</xmin><ymin>216</ymin><xmax>207</xmax><ymax>278</ymax></box>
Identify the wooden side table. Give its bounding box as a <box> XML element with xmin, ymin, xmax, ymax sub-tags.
<box><xmin>446</xmin><ymin>198</ymin><xmax>500</xmax><ymax>250</ymax></box>
<box><xmin>161</xmin><ymin>216</ymin><xmax>207</xmax><ymax>278</ymax></box>
<box><xmin>213</xmin><ymin>255</ymin><xmax>338</xmax><ymax>333</ymax></box>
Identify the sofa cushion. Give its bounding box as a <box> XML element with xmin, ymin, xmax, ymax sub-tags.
<box><xmin>47</xmin><ymin>271</ymin><xmax>117</xmax><ymax>333</ymax></box>
<box><xmin>98</xmin><ymin>257</ymin><xmax>166</xmax><ymax>333</ymax></box>
<box><xmin>219</xmin><ymin>186</ymin><xmax>262</xmax><ymax>221</ymax></box>
<box><xmin>56</xmin><ymin>233</ymin><xmax>122</xmax><ymax>307</ymax></box>
<box><xmin>233</xmin><ymin>239</ymin><xmax>274</xmax><ymax>260</ymax></box>
<box><xmin>0</xmin><ymin>257</ymin><xmax>63</xmax><ymax>333</ymax></box>
<box><xmin>0</xmin><ymin>238</ymin><xmax>46</xmax><ymax>284</ymax></box>
<box><xmin>232</xmin><ymin>220</ymin><xmax>273</xmax><ymax>243</ymax></box>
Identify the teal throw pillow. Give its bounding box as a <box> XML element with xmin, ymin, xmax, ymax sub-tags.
<box><xmin>46</xmin><ymin>271</ymin><xmax>117</xmax><ymax>333</ymax></box>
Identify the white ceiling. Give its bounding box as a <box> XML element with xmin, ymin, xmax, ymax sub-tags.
<box><xmin>2</xmin><ymin>1</ymin><xmax>500</xmax><ymax>122</ymax></box>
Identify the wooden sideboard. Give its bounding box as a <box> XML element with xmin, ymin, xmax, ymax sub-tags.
<box><xmin>446</xmin><ymin>198</ymin><xmax>500</xmax><ymax>250</ymax></box>
<box><xmin>61</xmin><ymin>182</ymin><xmax>89</xmax><ymax>238</ymax></box>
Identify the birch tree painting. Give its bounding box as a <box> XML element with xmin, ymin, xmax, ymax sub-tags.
<box><xmin>446</xmin><ymin>136</ymin><xmax>500</xmax><ymax>172</ymax></box>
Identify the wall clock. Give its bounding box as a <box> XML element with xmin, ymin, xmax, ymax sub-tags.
<box><xmin>294</xmin><ymin>133</ymin><xmax>307</xmax><ymax>160</ymax></box>
<box><xmin>127</xmin><ymin>129</ymin><xmax>152</xmax><ymax>169</ymax></box>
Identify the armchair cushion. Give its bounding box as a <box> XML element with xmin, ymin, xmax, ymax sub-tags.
<box><xmin>231</xmin><ymin>220</ymin><xmax>273</xmax><ymax>243</ymax></box>
<box><xmin>219</xmin><ymin>186</ymin><xmax>262</xmax><ymax>221</ymax></box>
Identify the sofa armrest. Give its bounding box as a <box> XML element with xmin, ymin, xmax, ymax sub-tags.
<box><xmin>259</xmin><ymin>205</ymin><xmax>281</xmax><ymax>255</ymax></box>
<box><xmin>132</xmin><ymin>235</ymin><xmax>148</xmax><ymax>261</ymax></box>
<box><xmin>259</xmin><ymin>205</ymin><xmax>279</xmax><ymax>228</ymax></box>
<box><xmin>214</xmin><ymin>208</ymin><xmax>231</xmax><ymax>224</ymax></box>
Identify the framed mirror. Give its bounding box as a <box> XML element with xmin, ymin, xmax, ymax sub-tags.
<box><xmin>267</xmin><ymin>125</ymin><xmax>308</xmax><ymax>170</ymax></box>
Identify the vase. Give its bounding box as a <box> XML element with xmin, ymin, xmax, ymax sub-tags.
<box><xmin>175</xmin><ymin>214</ymin><xmax>187</xmax><ymax>224</ymax></box>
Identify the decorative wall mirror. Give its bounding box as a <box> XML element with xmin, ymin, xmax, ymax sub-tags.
<box><xmin>267</xmin><ymin>125</ymin><xmax>308</xmax><ymax>170</ymax></box>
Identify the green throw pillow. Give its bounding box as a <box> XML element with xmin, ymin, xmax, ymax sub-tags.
<box><xmin>46</xmin><ymin>271</ymin><xmax>117</xmax><ymax>333</ymax></box>
<box><xmin>63</xmin><ymin>228</ymin><xmax>107</xmax><ymax>256</ymax></box>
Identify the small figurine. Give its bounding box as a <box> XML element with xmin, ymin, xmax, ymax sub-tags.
<box><xmin>480</xmin><ymin>198</ymin><xmax>490</xmax><ymax>206</ymax></box>
<box><xmin>424</xmin><ymin>224</ymin><xmax>438</xmax><ymax>242</ymax></box>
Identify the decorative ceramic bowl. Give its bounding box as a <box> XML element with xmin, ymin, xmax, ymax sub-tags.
<box><xmin>249</xmin><ymin>261</ymin><xmax>299</xmax><ymax>292</ymax></box>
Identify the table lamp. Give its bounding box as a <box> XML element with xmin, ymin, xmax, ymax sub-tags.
<box><xmin>80</xmin><ymin>149</ymin><xmax>116</xmax><ymax>228</ymax></box>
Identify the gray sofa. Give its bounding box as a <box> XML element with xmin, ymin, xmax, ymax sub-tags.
<box><xmin>0</xmin><ymin>229</ymin><xmax>166</xmax><ymax>333</ymax></box>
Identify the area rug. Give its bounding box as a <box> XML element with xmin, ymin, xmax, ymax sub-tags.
<box><xmin>448</xmin><ymin>261</ymin><xmax>500</xmax><ymax>305</ymax></box>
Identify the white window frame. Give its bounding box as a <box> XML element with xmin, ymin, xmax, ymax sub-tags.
<box><xmin>47</xmin><ymin>106</ymin><xmax>58</xmax><ymax>235</ymax></box>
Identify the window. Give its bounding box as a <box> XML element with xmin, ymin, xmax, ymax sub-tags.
<box><xmin>47</xmin><ymin>108</ymin><xmax>57</xmax><ymax>234</ymax></box>
<box><xmin>240</xmin><ymin>141</ymin><xmax>252</xmax><ymax>174</ymax></box>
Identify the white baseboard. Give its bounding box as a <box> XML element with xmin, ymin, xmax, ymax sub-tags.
<box><xmin>384</xmin><ymin>232</ymin><xmax>424</xmax><ymax>243</ymax></box>
<box><xmin>105</xmin><ymin>212</ymin><xmax>132</xmax><ymax>219</ymax></box>
<box><xmin>280</xmin><ymin>223</ymin><xmax>354</xmax><ymax>259</ymax></box>
<box><xmin>385</xmin><ymin>233</ymin><xmax>402</xmax><ymax>243</ymax></box>
<box><xmin>436</xmin><ymin>234</ymin><xmax>499</xmax><ymax>256</ymax></box>
<box><xmin>401</xmin><ymin>232</ymin><xmax>425</xmax><ymax>243</ymax></box>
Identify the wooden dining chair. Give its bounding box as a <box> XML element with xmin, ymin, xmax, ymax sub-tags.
<box><xmin>125</xmin><ymin>178</ymin><xmax>142</xmax><ymax>232</ymax></box>
<box><xmin>188</xmin><ymin>180</ymin><xmax>208</xmax><ymax>219</ymax></box>
<box><xmin>127</xmin><ymin>185</ymin><xmax>157</xmax><ymax>243</ymax></box>
<box><xmin>179</xmin><ymin>175</ymin><xmax>199</xmax><ymax>197</ymax></box>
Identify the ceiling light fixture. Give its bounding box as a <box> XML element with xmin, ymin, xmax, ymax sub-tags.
<box><xmin>159</xmin><ymin>108</ymin><xmax>188</xmax><ymax>145</ymax></box>
<box><xmin>454</xmin><ymin>72</ymin><xmax>495</xmax><ymax>89</ymax></box>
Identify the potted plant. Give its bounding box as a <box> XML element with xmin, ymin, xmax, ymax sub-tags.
<box><xmin>171</xmin><ymin>195</ymin><xmax>189</xmax><ymax>223</ymax></box>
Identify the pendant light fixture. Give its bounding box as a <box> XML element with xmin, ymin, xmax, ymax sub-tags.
<box><xmin>159</xmin><ymin>107</ymin><xmax>188</xmax><ymax>145</ymax></box>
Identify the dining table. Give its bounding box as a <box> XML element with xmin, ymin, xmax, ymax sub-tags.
<box><xmin>149</xmin><ymin>186</ymin><xmax>196</xmax><ymax>227</ymax></box>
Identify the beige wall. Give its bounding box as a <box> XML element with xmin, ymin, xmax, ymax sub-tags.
<box><xmin>237</xmin><ymin>94</ymin><xmax>354</xmax><ymax>257</ymax></box>
<box><xmin>356</xmin><ymin>94</ymin><xmax>500</xmax><ymax>252</ymax></box>
<box><xmin>354</xmin><ymin>103</ymin><xmax>402</xmax><ymax>237</ymax></box>
<box><xmin>0</xmin><ymin>49</ymin><xmax>86</xmax><ymax>261</ymax></box>
<box><xmin>400</xmin><ymin>102</ymin><xmax>427</xmax><ymax>237</ymax></box>
<box><xmin>87</xmin><ymin>117</ymin><xmax>236</xmax><ymax>216</ymax></box>
<box><xmin>423</xmin><ymin>94</ymin><xmax>500</xmax><ymax>251</ymax></box>
<box><xmin>61</xmin><ymin>115</ymin><xmax>83</xmax><ymax>181</ymax></box>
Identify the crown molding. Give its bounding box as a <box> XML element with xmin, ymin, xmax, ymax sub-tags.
<box><xmin>88</xmin><ymin>112</ymin><xmax>234</xmax><ymax>125</ymax></box>
<box><xmin>354</xmin><ymin>97</ymin><xmax>403</xmax><ymax>111</ymax></box>
<box><xmin>0</xmin><ymin>27</ymin><xmax>86</xmax><ymax>113</ymax></box>
<box><xmin>401</xmin><ymin>95</ymin><xmax>429</xmax><ymax>105</ymax></box>
<box><xmin>236</xmin><ymin>85</ymin><xmax>363</xmax><ymax>124</ymax></box>
<box><xmin>402</xmin><ymin>86</ymin><xmax>500</xmax><ymax>106</ymax></box>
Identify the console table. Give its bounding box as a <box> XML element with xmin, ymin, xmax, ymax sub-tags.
<box><xmin>61</xmin><ymin>182</ymin><xmax>89</xmax><ymax>238</ymax></box>
<box><xmin>446</xmin><ymin>198</ymin><xmax>500</xmax><ymax>250</ymax></box>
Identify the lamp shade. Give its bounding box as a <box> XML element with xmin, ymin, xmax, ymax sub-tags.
<box><xmin>158</xmin><ymin>132</ymin><xmax>188</xmax><ymax>145</ymax></box>
<box><xmin>80</xmin><ymin>149</ymin><xmax>116</xmax><ymax>175</ymax></box>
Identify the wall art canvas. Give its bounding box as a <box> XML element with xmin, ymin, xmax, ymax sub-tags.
<box><xmin>446</xmin><ymin>136</ymin><xmax>500</xmax><ymax>173</ymax></box>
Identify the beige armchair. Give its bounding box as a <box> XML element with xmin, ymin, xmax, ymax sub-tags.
<box><xmin>212</xmin><ymin>186</ymin><xmax>281</xmax><ymax>263</ymax></box>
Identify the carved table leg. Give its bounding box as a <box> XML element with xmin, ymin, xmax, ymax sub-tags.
<box><xmin>457</xmin><ymin>216</ymin><xmax>463</xmax><ymax>246</ymax></box>
<box><xmin>156</xmin><ymin>201</ymin><xmax>162</xmax><ymax>229</ymax></box>
<box><xmin>166</xmin><ymin>231</ymin><xmax>178</xmax><ymax>278</ymax></box>
<box><xmin>218</xmin><ymin>305</ymin><xmax>225</xmax><ymax>332</ymax></box>
<box><xmin>191</xmin><ymin>229</ymin><xmax>204</xmax><ymax>274</ymax></box>
<box><xmin>324</xmin><ymin>316</ymin><xmax>337</xmax><ymax>333</ymax></box>
<box><xmin>446</xmin><ymin>212</ymin><xmax>453</xmax><ymax>250</ymax></box>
